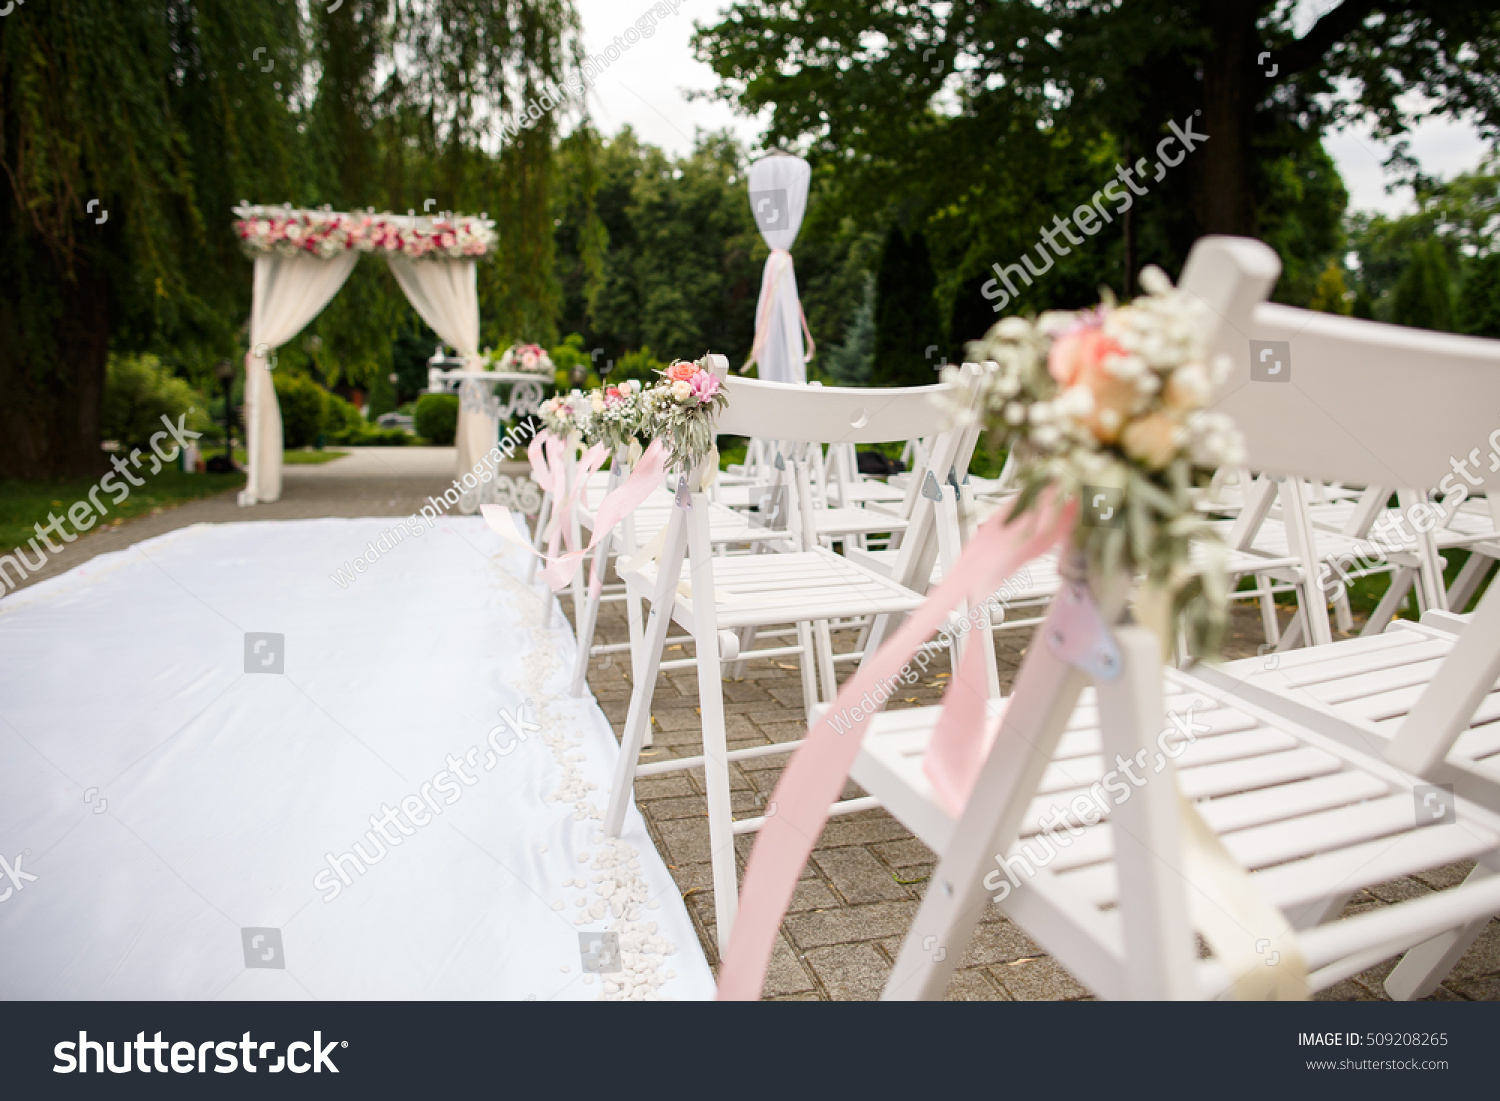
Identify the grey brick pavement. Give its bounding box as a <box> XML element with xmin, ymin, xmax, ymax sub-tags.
<box><xmin>580</xmin><ymin>582</ymin><xmax>1500</xmax><ymax>1002</ymax></box>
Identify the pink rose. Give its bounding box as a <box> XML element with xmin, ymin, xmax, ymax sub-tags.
<box><xmin>520</xmin><ymin>350</ymin><xmax>539</xmax><ymax>370</ymax></box>
<box><xmin>1047</xmin><ymin>325</ymin><xmax>1135</xmax><ymax>443</ymax></box>
<box><xmin>689</xmin><ymin>370</ymin><xmax>720</xmax><ymax>402</ymax></box>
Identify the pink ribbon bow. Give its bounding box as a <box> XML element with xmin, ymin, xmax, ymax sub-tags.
<box><xmin>483</xmin><ymin>438</ymin><xmax>669</xmax><ymax>592</ymax></box>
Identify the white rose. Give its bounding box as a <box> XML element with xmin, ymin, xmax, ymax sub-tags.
<box><xmin>1164</xmin><ymin>363</ymin><xmax>1211</xmax><ymax>410</ymax></box>
<box><xmin>671</xmin><ymin>380</ymin><xmax>693</xmax><ymax>402</ymax></box>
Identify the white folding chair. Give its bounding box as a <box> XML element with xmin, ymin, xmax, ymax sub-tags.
<box><xmin>830</xmin><ymin>236</ymin><xmax>1500</xmax><ymax>1000</ymax></box>
<box><xmin>603</xmin><ymin>365</ymin><xmax>968</xmax><ymax>953</ymax></box>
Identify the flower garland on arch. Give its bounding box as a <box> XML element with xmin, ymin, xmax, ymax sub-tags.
<box><xmin>232</xmin><ymin>204</ymin><xmax>496</xmax><ymax>261</ymax></box>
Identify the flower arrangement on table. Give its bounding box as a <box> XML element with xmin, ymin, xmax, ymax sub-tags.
<box><xmin>641</xmin><ymin>356</ymin><xmax>728</xmax><ymax>472</ymax></box>
<box><xmin>491</xmin><ymin>342</ymin><xmax>554</xmax><ymax>376</ymax></box>
<box><xmin>955</xmin><ymin>266</ymin><xmax>1245</xmax><ymax>654</ymax></box>
<box><xmin>582</xmin><ymin>380</ymin><xmax>647</xmax><ymax>454</ymax></box>
<box><xmin>536</xmin><ymin>390</ymin><xmax>593</xmax><ymax>440</ymax></box>
<box><xmin>232</xmin><ymin>205</ymin><xmax>496</xmax><ymax>261</ymax></box>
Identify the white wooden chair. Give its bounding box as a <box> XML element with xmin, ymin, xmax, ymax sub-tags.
<box><xmin>829</xmin><ymin>236</ymin><xmax>1500</xmax><ymax>1000</ymax></box>
<box><xmin>603</xmin><ymin>365</ymin><xmax>968</xmax><ymax>953</ymax></box>
<box><xmin>567</xmin><ymin>452</ymin><xmax>798</xmax><ymax>700</ymax></box>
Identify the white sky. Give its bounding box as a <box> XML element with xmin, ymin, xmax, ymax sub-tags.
<box><xmin>573</xmin><ymin>0</ymin><xmax>1491</xmax><ymax>217</ymax></box>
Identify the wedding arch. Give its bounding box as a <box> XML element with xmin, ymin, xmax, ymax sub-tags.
<box><xmin>232</xmin><ymin>204</ymin><xmax>541</xmax><ymax>509</ymax></box>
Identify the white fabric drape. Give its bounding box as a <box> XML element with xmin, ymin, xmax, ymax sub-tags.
<box><xmin>746</xmin><ymin>155</ymin><xmax>812</xmax><ymax>384</ymax></box>
<box><xmin>386</xmin><ymin>257</ymin><xmax>490</xmax><ymax>481</ymax></box>
<box><xmin>246</xmin><ymin>253</ymin><xmax>359</xmax><ymax>503</ymax></box>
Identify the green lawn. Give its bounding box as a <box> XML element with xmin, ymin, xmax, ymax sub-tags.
<box><xmin>1</xmin><ymin>468</ymin><xmax>245</xmax><ymax>555</ymax></box>
<box><xmin>231</xmin><ymin>448</ymin><xmax>348</xmax><ymax>465</ymax></box>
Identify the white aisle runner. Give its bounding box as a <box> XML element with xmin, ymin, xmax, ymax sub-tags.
<box><xmin>0</xmin><ymin>517</ymin><xmax>714</xmax><ymax>1000</ymax></box>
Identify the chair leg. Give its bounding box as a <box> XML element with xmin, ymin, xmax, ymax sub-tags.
<box><xmin>1362</xmin><ymin>566</ymin><xmax>1416</xmax><ymax>636</ymax></box>
<box><xmin>1258</xmin><ymin>586</ymin><xmax>1281</xmax><ymax>647</ymax></box>
<box><xmin>568</xmin><ymin>511</ymin><xmax>587</xmax><ymax>625</ymax></box>
<box><xmin>569</xmin><ymin>548</ymin><xmax>606</xmax><ymax>697</ymax></box>
<box><xmin>1332</xmin><ymin>583</ymin><xmax>1354</xmax><ymax>634</ymax></box>
<box><xmin>728</xmin><ymin>626</ymin><xmax>758</xmax><ymax>681</ymax></box>
<box><xmin>1385</xmin><ymin>862</ymin><xmax>1497</xmax><ymax>1000</ymax></box>
<box><xmin>813</xmin><ymin>619</ymin><xmax>838</xmax><ymax>704</ymax></box>
<box><xmin>527</xmin><ymin>491</ymin><xmax>552</xmax><ymax>586</ymax></box>
<box><xmin>684</xmin><ymin>498</ymin><xmax>740</xmax><ymax>953</ymax></box>
<box><xmin>604</xmin><ymin>515</ymin><xmax>689</xmax><ymax>840</ymax></box>
<box><xmin>795</xmin><ymin>619</ymin><xmax>819</xmax><ymax>720</ymax></box>
<box><xmin>623</xmin><ymin>577</ymin><xmax>651</xmax><ymax>748</ymax></box>
<box><xmin>1448</xmin><ymin>552</ymin><xmax>1493</xmax><ymax>615</ymax></box>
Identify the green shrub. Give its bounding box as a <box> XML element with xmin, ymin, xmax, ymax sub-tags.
<box><xmin>102</xmin><ymin>354</ymin><xmax>214</xmax><ymax>451</ymax></box>
<box><xmin>414</xmin><ymin>393</ymin><xmax>459</xmax><ymax>445</ymax></box>
<box><xmin>274</xmin><ymin>373</ymin><xmax>328</xmax><ymax>449</ymax></box>
<box><xmin>322</xmin><ymin>390</ymin><xmax>366</xmax><ymax>435</ymax></box>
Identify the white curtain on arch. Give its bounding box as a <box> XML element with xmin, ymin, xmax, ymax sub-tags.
<box><xmin>386</xmin><ymin>257</ymin><xmax>491</xmax><ymax>481</ymax></box>
<box><xmin>745</xmin><ymin>154</ymin><xmax>813</xmax><ymax>384</ymax></box>
<box><xmin>246</xmin><ymin>252</ymin><xmax>359</xmax><ymax>503</ymax></box>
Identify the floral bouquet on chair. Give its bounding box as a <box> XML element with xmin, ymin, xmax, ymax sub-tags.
<box><xmin>642</xmin><ymin>356</ymin><xmax>728</xmax><ymax>473</ymax></box>
<box><xmin>492</xmin><ymin>342</ymin><xmax>554</xmax><ymax>376</ymax></box>
<box><xmin>956</xmin><ymin>266</ymin><xmax>1246</xmax><ymax>655</ymax></box>
<box><xmin>583</xmin><ymin>380</ymin><xmax>647</xmax><ymax>454</ymax></box>
<box><xmin>537</xmin><ymin>390</ymin><xmax>592</xmax><ymax>441</ymax></box>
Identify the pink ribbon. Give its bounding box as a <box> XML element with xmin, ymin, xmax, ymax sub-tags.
<box><xmin>715</xmin><ymin>491</ymin><xmax>1076</xmax><ymax>1000</ymax></box>
<box><xmin>482</xmin><ymin>439</ymin><xmax>669</xmax><ymax>592</ymax></box>
<box><xmin>745</xmin><ymin>249</ymin><xmax>816</xmax><ymax>372</ymax></box>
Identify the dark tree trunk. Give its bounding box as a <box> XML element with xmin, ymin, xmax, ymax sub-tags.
<box><xmin>0</xmin><ymin>248</ymin><xmax>110</xmax><ymax>480</ymax></box>
<box><xmin>1197</xmin><ymin>0</ymin><xmax>1259</xmax><ymax>236</ymax></box>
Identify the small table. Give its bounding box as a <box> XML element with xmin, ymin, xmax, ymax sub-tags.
<box><xmin>427</xmin><ymin>368</ymin><xmax>551</xmax><ymax>514</ymax></box>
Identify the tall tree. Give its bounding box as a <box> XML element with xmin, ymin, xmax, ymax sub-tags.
<box><xmin>871</xmin><ymin>226</ymin><xmax>943</xmax><ymax>388</ymax></box>
<box><xmin>1458</xmin><ymin>253</ymin><xmax>1500</xmax><ymax>338</ymax></box>
<box><xmin>1</xmin><ymin>0</ymin><xmax>305</xmax><ymax>478</ymax></box>
<box><xmin>1392</xmin><ymin>239</ymin><xmax>1455</xmax><ymax>331</ymax></box>
<box><xmin>694</xmin><ymin>1</ymin><xmax>1498</xmax><ymax>255</ymax></box>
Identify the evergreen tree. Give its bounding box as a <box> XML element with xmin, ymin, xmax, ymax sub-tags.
<box><xmin>948</xmin><ymin>274</ymin><xmax>1001</xmax><ymax>363</ymax></box>
<box><xmin>1392</xmin><ymin>240</ymin><xmax>1455</xmax><ymax>332</ymax></box>
<box><xmin>871</xmin><ymin>226</ymin><xmax>943</xmax><ymax>387</ymax></box>
<box><xmin>1458</xmin><ymin>253</ymin><xmax>1500</xmax><ymax>339</ymax></box>
<box><xmin>1308</xmin><ymin>258</ymin><xmax>1352</xmax><ymax>315</ymax></box>
<box><xmin>825</xmin><ymin>273</ymin><xmax>876</xmax><ymax>385</ymax></box>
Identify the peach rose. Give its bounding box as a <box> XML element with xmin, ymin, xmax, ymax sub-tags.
<box><xmin>1047</xmin><ymin>326</ymin><xmax>1135</xmax><ymax>443</ymax></box>
<box><xmin>1121</xmin><ymin>412</ymin><xmax>1180</xmax><ymax>469</ymax></box>
<box><xmin>666</xmin><ymin>361</ymin><xmax>698</xmax><ymax>382</ymax></box>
